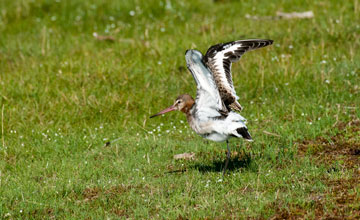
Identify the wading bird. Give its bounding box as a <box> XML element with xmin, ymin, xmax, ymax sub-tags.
<box><xmin>150</xmin><ymin>39</ymin><xmax>273</xmax><ymax>175</ymax></box>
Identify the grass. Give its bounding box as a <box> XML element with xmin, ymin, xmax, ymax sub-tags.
<box><xmin>0</xmin><ymin>0</ymin><xmax>359</xmax><ymax>218</ymax></box>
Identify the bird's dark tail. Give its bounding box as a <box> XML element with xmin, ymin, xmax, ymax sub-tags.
<box><xmin>236</xmin><ymin>127</ymin><xmax>253</xmax><ymax>141</ymax></box>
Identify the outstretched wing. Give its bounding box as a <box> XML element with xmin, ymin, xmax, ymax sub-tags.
<box><xmin>185</xmin><ymin>49</ymin><xmax>227</xmax><ymax>120</ymax></box>
<box><xmin>203</xmin><ymin>39</ymin><xmax>273</xmax><ymax>110</ymax></box>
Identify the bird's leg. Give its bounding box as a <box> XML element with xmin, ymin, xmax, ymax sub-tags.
<box><xmin>223</xmin><ymin>140</ymin><xmax>231</xmax><ymax>176</ymax></box>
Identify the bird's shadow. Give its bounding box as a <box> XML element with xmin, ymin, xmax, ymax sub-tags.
<box><xmin>189</xmin><ymin>152</ymin><xmax>253</xmax><ymax>173</ymax></box>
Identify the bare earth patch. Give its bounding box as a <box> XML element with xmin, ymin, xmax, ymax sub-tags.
<box><xmin>271</xmin><ymin>119</ymin><xmax>360</xmax><ymax>219</ymax></box>
<box><xmin>298</xmin><ymin>120</ymin><xmax>360</xmax><ymax>169</ymax></box>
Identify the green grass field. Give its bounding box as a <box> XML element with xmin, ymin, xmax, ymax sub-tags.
<box><xmin>1</xmin><ymin>0</ymin><xmax>359</xmax><ymax>218</ymax></box>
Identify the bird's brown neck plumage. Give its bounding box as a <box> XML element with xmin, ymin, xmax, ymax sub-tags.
<box><xmin>181</xmin><ymin>98</ymin><xmax>195</xmax><ymax>116</ymax></box>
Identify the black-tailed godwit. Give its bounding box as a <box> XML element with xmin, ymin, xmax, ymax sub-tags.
<box><xmin>150</xmin><ymin>39</ymin><xmax>273</xmax><ymax>174</ymax></box>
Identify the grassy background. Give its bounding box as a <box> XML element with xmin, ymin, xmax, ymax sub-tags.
<box><xmin>0</xmin><ymin>0</ymin><xmax>359</xmax><ymax>218</ymax></box>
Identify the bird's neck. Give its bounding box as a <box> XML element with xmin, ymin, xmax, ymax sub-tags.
<box><xmin>182</xmin><ymin>102</ymin><xmax>195</xmax><ymax>126</ymax></box>
<box><xmin>180</xmin><ymin>100</ymin><xmax>195</xmax><ymax>116</ymax></box>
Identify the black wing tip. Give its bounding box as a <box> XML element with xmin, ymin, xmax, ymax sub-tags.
<box><xmin>203</xmin><ymin>39</ymin><xmax>274</xmax><ymax>62</ymax></box>
<box><xmin>236</xmin><ymin>39</ymin><xmax>274</xmax><ymax>46</ymax></box>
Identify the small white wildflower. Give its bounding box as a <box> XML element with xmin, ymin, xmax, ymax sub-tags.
<box><xmin>20</xmin><ymin>210</ymin><xmax>23</xmax><ymax>213</ymax></box>
<box><xmin>217</xmin><ymin>179</ymin><xmax>223</xmax><ymax>183</ymax></box>
<box><xmin>284</xmin><ymin>82</ymin><xmax>289</xmax><ymax>86</ymax></box>
<box><xmin>136</xmin><ymin>133</ymin><xmax>139</xmax><ymax>136</ymax></box>
<box><xmin>160</xmin><ymin>27</ymin><xmax>165</xmax><ymax>32</ymax></box>
<box><xmin>320</xmin><ymin>60</ymin><xmax>327</xmax><ymax>64</ymax></box>
<box><xmin>160</xmin><ymin>123</ymin><xmax>164</xmax><ymax>126</ymax></box>
<box><xmin>157</xmin><ymin>61</ymin><xmax>162</xmax><ymax>65</ymax></box>
<box><xmin>148</xmin><ymin>131</ymin><xmax>153</xmax><ymax>134</ymax></box>
<box><xmin>21</xmin><ymin>143</ymin><xmax>24</xmax><ymax>147</ymax></box>
<box><xmin>271</xmin><ymin>56</ymin><xmax>279</xmax><ymax>61</ymax></box>
<box><xmin>325</xmin><ymin>79</ymin><xmax>330</xmax><ymax>84</ymax></box>
<box><xmin>109</xmin><ymin>16</ymin><xmax>114</xmax><ymax>21</ymax></box>
<box><xmin>335</xmin><ymin>19</ymin><xmax>340</xmax><ymax>23</ymax></box>
<box><xmin>179</xmin><ymin>130</ymin><xmax>182</xmax><ymax>133</ymax></box>
<box><xmin>19</xmin><ymin>135</ymin><xmax>23</xmax><ymax>139</ymax></box>
<box><xmin>309</xmin><ymin>122</ymin><xmax>313</xmax><ymax>125</ymax></box>
<box><xmin>166</xmin><ymin>130</ymin><xmax>170</xmax><ymax>133</ymax></box>
<box><xmin>129</xmin><ymin>10</ymin><xmax>135</xmax><ymax>16</ymax></box>
<box><xmin>333</xmin><ymin>57</ymin><xmax>337</xmax><ymax>61</ymax></box>
<box><xmin>51</xmin><ymin>16</ymin><xmax>57</xmax><ymax>21</ymax></box>
<box><xmin>289</xmin><ymin>45</ymin><xmax>293</xmax><ymax>49</ymax></box>
<box><xmin>180</xmin><ymin>120</ymin><xmax>184</xmax><ymax>124</ymax></box>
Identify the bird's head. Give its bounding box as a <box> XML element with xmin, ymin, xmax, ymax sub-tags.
<box><xmin>150</xmin><ymin>94</ymin><xmax>195</xmax><ymax>118</ymax></box>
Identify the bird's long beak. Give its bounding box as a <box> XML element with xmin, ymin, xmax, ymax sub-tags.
<box><xmin>150</xmin><ymin>105</ymin><xmax>176</xmax><ymax>118</ymax></box>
